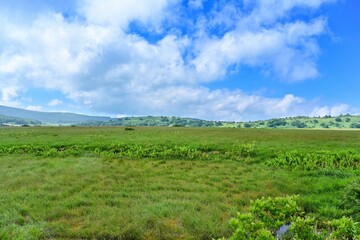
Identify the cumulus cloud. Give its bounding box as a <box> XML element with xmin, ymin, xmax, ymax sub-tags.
<box><xmin>192</xmin><ymin>12</ymin><xmax>326</xmax><ymax>81</ymax></box>
<box><xmin>241</xmin><ymin>0</ymin><xmax>336</xmax><ymax>27</ymax></box>
<box><xmin>97</xmin><ymin>87</ymin><xmax>306</xmax><ymax>121</ymax></box>
<box><xmin>311</xmin><ymin>104</ymin><xmax>350</xmax><ymax>117</ymax></box>
<box><xmin>26</xmin><ymin>105</ymin><xmax>43</xmax><ymax>111</ymax></box>
<box><xmin>0</xmin><ymin>0</ymin><xmax>348</xmax><ymax>120</ymax></box>
<box><xmin>79</xmin><ymin>0</ymin><xmax>171</xmax><ymax>28</ymax></box>
<box><xmin>48</xmin><ymin>99</ymin><xmax>63</xmax><ymax>106</ymax></box>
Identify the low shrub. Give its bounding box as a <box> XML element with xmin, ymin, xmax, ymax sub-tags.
<box><xmin>224</xmin><ymin>196</ymin><xmax>359</xmax><ymax>240</ymax></box>
<box><xmin>341</xmin><ymin>178</ymin><xmax>360</xmax><ymax>221</ymax></box>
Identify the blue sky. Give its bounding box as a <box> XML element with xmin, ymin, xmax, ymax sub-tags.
<box><xmin>0</xmin><ymin>0</ymin><xmax>359</xmax><ymax>121</ymax></box>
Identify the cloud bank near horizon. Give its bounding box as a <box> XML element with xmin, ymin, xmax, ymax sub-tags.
<box><xmin>0</xmin><ymin>0</ymin><xmax>355</xmax><ymax>120</ymax></box>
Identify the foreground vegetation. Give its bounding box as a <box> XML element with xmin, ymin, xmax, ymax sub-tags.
<box><xmin>227</xmin><ymin>195</ymin><xmax>359</xmax><ymax>239</ymax></box>
<box><xmin>0</xmin><ymin>127</ymin><xmax>359</xmax><ymax>239</ymax></box>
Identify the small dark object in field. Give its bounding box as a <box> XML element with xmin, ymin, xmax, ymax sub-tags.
<box><xmin>124</xmin><ymin>127</ymin><xmax>135</xmax><ymax>131</ymax></box>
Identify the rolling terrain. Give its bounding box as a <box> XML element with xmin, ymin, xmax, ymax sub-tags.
<box><xmin>1</xmin><ymin>105</ymin><xmax>360</xmax><ymax>129</ymax></box>
<box><xmin>80</xmin><ymin>114</ymin><xmax>360</xmax><ymax>129</ymax></box>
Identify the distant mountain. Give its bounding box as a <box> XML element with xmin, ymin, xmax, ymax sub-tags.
<box><xmin>0</xmin><ymin>105</ymin><xmax>111</xmax><ymax>124</ymax></box>
<box><xmin>1</xmin><ymin>104</ymin><xmax>360</xmax><ymax>129</ymax></box>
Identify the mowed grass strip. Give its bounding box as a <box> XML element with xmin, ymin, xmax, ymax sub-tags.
<box><xmin>0</xmin><ymin>155</ymin><xmax>355</xmax><ymax>239</ymax></box>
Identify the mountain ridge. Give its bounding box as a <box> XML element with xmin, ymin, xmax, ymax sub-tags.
<box><xmin>0</xmin><ymin>105</ymin><xmax>111</xmax><ymax>124</ymax></box>
<box><xmin>1</xmin><ymin>105</ymin><xmax>360</xmax><ymax>129</ymax></box>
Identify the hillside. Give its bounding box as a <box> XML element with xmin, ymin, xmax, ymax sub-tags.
<box><xmin>79</xmin><ymin>114</ymin><xmax>360</xmax><ymax>129</ymax></box>
<box><xmin>1</xmin><ymin>104</ymin><xmax>360</xmax><ymax>129</ymax></box>
<box><xmin>78</xmin><ymin>116</ymin><xmax>225</xmax><ymax>127</ymax></box>
<box><xmin>0</xmin><ymin>114</ymin><xmax>42</xmax><ymax>126</ymax></box>
<box><xmin>238</xmin><ymin>114</ymin><xmax>360</xmax><ymax>129</ymax></box>
<box><xmin>0</xmin><ymin>105</ymin><xmax>111</xmax><ymax>124</ymax></box>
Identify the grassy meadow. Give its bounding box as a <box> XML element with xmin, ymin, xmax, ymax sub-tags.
<box><xmin>0</xmin><ymin>127</ymin><xmax>359</xmax><ymax>239</ymax></box>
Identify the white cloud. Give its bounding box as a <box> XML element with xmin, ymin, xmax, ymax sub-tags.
<box><xmin>79</xmin><ymin>0</ymin><xmax>171</xmax><ymax>28</ymax></box>
<box><xmin>26</xmin><ymin>105</ymin><xmax>43</xmax><ymax>111</ymax></box>
<box><xmin>192</xmin><ymin>17</ymin><xmax>326</xmax><ymax>82</ymax></box>
<box><xmin>310</xmin><ymin>104</ymin><xmax>350</xmax><ymax>117</ymax></box>
<box><xmin>0</xmin><ymin>85</ymin><xmax>20</xmax><ymax>102</ymax></box>
<box><xmin>48</xmin><ymin>99</ymin><xmax>63</xmax><ymax>106</ymax></box>
<box><xmin>0</xmin><ymin>0</ymin><xmax>347</xmax><ymax>121</ymax></box>
<box><xmin>243</xmin><ymin>0</ymin><xmax>336</xmax><ymax>26</ymax></box>
<box><xmin>78</xmin><ymin>85</ymin><xmax>307</xmax><ymax>121</ymax></box>
<box><xmin>330</xmin><ymin>104</ymin><xmax>350</xmax><ymax>116</ymax></box>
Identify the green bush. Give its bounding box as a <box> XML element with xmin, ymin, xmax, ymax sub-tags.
<box><xmin>335</xmin><ymin>117</ymin><xmax>342</xmax><ymax>122</ymax></box>
<box><xmin>285</xmin><ymin>216</ymin><xmax>325</xmax><ymax>240</ymax></box>
<box><xmin>328</xmin><ymin>216</ymin><xmax>359</xmax><ymax>239</ymax></box>
<box><xmin>229</xmin><ymin>213</ymin><xmax>274</xmax><ymax>239</ymax></box>
<box><xmin>250</xmin><ymin>196</ymin><xmax>301</xmax><ymax>232</ymax></box>
<box><xmin>267</xmin><ymin>119</ymin><xmax>287</xmax><ymax>128</ymax></box>
<box><xmin>341</xmin><ymin>179</ymin><xmax>360</xmax><ymax>221</ymax></box>
<box><xmin>291</xmin><ymin>120</ymin><xmax>307</xmax><ymax>128</ymax></box>
<box><xmin>243</xmin><ymin>123</ymin><xmax>252</xmax><ymax>128</ymax></box>
<box><xmin>350</xmin><ymin>123</ymin><xmax>360</xmax><ymax>128</ymax></box>
<box><xmin>225</xmin><ymin>196</ymin><xmax>359</xmax><ymax>240</ymax></box>
<box><xmin>228</xmin><ymin>196</ymin><xmax>302</xmax><ymax>239</ymax></box>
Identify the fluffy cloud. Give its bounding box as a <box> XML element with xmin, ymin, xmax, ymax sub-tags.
<box><xmin>192</xmin><ymin>5</ymin><xmax>327</xmax><ymax>81</ymax></box>
<box><xmin>0</xmin><ymin>85</ymin><xmax>21</xmax><ymax>104</ymax></box>
<box><xmin>79</xmin><ymin>0</ymin><xmax>171</xmax><ymax>28</ymax></box>
<box><xmin>241</xmin><ymin>0</ymin><xmax>336</xmax><ymax>26</ymax></box>
<box><xmin>92</xmin><ymin>86</ymin><xmax>305</xmax><ymax>121</ymax></box>
<box><xmin>26</xmin><ymin>105</ymin><xmax>43</xmax><ymax>111</ymax></box>
<box><xmin>48</xmin><ymin>99</ymin><xmax>63</xmax><ymax>106</ymax></box>
<box><xmin>311</xmin><ymin>104</ymin><xmax>350</xmax><ymax>117</ymax></box>
<box><xmin>0</xmin><ymin>0</ymin><xmax>349</xmax><ymax>120</ymax></box>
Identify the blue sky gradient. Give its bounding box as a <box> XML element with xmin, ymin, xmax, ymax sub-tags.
<box><xmin>0</xmin><ymin>0</ymin><xmax>359</xmax><ymax>120</ymax></box>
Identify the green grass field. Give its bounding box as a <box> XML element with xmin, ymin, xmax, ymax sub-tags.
<box><xmin>0</xmin><ymin>127</ymin><xmax>359</xmax><ymax>239</ymax></box>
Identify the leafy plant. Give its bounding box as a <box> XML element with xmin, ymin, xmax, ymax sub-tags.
<box><xmin>285</xmin><ymin>216</ymin><xmax>325</xmax><ymax>239</ymax></box>
<box><xmin>267</xmin><ymin>150</ymin><xmax>360</xmax><ymax>170</ymax></box>
<box><xmin>328</xmin><ymin>216</ymin><xmax>359</xmax><ymax>239</ymax></box>
<box><xmin>341</xmin><ymin>178</ymin><xmax>360</xmax><ymax>221</ymax></box>
<box><xmin>228</xmin><ymin>196</ymin><xmax>301</xmax><ymax>239</ymax></box>
<box><xmin>250</xmin><ymin>196</ymin><xmax>301</xmax><ymax>232</ymax></box>
<box><xmin>226</xmin><ymin>196</ymin><xmax>359</xmax><ymax>240</ymax></box>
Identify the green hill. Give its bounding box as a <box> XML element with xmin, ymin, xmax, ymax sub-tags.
<box><xmin>79</xmin><ymin>116</ymin><xmax>224</xmax><ymax>127</ymax></box>
<box><xmin>1</xmin><ymin>104</ymin><xmax>359</xmax><ymax>129</ymax></box>
<box><xmin>79</xmin><ymin>114</ymin><xmax>360</xmax><ymax>129</ymax></box>
<box><xmin>238</xmin><ymin>114</ymin><xmax>360</xmax><ymax>129</ymax></box>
